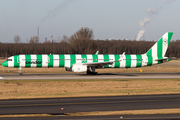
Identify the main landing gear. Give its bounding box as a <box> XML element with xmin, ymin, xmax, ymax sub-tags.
<box><xmin>19</xmin><ymin>67</ymin><xmax>23</xmax><ymax>76</ymax></box>
<box><xmin>87</xmin><ymin>67</ymin><xmax>98</xmax><ymax>75</ymax></box>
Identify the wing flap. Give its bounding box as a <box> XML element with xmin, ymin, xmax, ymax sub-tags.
<box><xmin>83</xmin><ymin>61</ymin><xmax>114</xmax><ymax>67</ymax></box>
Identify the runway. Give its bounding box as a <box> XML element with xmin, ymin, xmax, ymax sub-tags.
<box><xmin>2</xmin><ymin>114</ymin><xmax>180</xmax><ymax>120</ymax></box>
<box><xmin>1</xmin><ymin>72</ymin><xmax>180</xmax><ymax>80</ymax></box>
<box><xmin>1</xmin><ymin>94</ymin><xmax>180</xmax><ymax>119</ymax></box>
<box><xmin>1</xmin><ymin>73</ymin><xmax>180</xmax><ymax>119</ymax></box>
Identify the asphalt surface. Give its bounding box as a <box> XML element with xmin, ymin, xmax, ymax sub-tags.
<box><xmin>1</xmin><ymin>72</ymin><xmax>180</xmax><ymax>119</ymax></box>
<box><xmin>0</xmin><ymin>94</ymin><xmax>180</xmax><ymax>119</ymax></box>
<box><xmin>1</xmin><ymin>72</ymin><xmax>180</xmax><ymax>80</ymax></box>
<box><xmin>2</xmin><ymin>114</ymin><xmax>180</xmax><ymax>120</ymax></box>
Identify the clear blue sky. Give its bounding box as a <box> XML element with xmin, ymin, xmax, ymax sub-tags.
<box><xmin>0</xmin><ymin>0</ymin><xmax>179</xmax><ymax>43</ymax></box>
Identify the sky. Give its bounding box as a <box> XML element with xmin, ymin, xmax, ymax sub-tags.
<box><xmin>0</xmin><ymin>0</ymin><xmax>180</xmax><ymax>43</ymax></box>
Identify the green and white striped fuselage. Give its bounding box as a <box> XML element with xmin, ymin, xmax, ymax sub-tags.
<box><xmin>6</xmin><ymin>54</ymin><xmax>161</xmax><ymax>68</ymax></box>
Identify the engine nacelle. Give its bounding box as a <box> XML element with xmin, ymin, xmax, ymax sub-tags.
<box><xmin>72</xmin><ymin>64</ymin><xmax>87</xmax><ymax>73</ymax></box>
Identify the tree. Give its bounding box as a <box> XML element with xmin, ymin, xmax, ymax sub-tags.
<box><xmin>29</xmin><ymin>36</ymin><xmax>39</xmax><ymax>43</ymax></box>
<box><xmin>68</xmin><ymin>27</ymin><xmax>94</xmax><ymax>53</ymax></box>
<box><xmin>14</xmin><ymin>35</ymin><xmax>21</xmax><ymax>43</ymax></box>
<box><xmin>68</xmin><ymin>27</ymin><xmax>94</xmax><ymax>43</ymax></box>
<box><xmin>61</xmin><ymin>35</ymin><xmax>68</xmax><ymax>42</ymax></box>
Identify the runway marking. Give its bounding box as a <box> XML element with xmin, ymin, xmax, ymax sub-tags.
<box><xmin>0</xmin><ymin>77</ymin><xmax>3</xmax><ymax>79</ymax></box>
<box><xmin>0</xmin><ymin>99</ymin><xmax>180</xmax><ymax>108</ymax></box>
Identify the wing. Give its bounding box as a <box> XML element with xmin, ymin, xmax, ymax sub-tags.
<box><xmin>83</xmin><ymin>61</ymin><xmax>114</xmax><ymax>67</ymax></box>
<box><xmin>82</xmin><ymin>52</ymin><xmax>125</xmax><ymax>67</ymax></box>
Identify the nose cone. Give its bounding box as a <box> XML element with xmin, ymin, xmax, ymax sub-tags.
<box><xmin>2</xmin><ymin>61</ymin><xmax>8</xmax><ymax>67</ymax></box>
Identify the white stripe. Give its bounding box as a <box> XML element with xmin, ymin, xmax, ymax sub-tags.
<box><xmin>76</xmin><ymin>55</ymin><xmax>82</xmax><ymax>64</ymax></box>
<box><xmin>120</xmin><ymin>54</ymin><xmax>125</xmax><ymax>68</ymax></box>
<box><xmin>109</xmin><ymin>54</ymin><xmax>114</xmax><ymax>68</ymax></box>
<box><xmin>163</xmin><ymin>33</ymin><xmax>168</xmax><ymax>57</ymax></box>
<box><xmin>131</xmin><ymin>55</ymin><xmax>136</xmax><ymax>68</ymax></box>
<box><xmin>42</xmin><ymin>55</ymin><xmax>48</xmax><ymax>67</ymax></box>
<box><xmin>152</xmin><ymin>43</ymin><xmax>157</xmax><ymax>57</ymax></box>
<box><xmin>0</xmin><ymin>77</ymin><xmax>3</xmax><ymax>79</ymax></box>
<box><xmin>31</xmin><ymin>55</ymin><xmax>36</xmax><ymax>68</ymax></box>
<box><xmin>65</xmin><ymin>54</ymin><xmax>70</xmax><ymax>68</ymax></box>
<box><xmin>87</xmin><ymin>55</ymin><xmax>92</xmax><ymax>63</ymax></box>
<box><xmin>20</xmin><ymin>55</ymin><xmax>25</xmax><ymax>67</ymax></box>
<box><xmin>53</xmin><ymin>55</ymin><xmax>59</xmax><ymax>67</ymax></box>
<box><xmin>142</xmin><ymin>55</ymin><xmax>147</xmax><ymax>66</ymax></box>
<box><xmin>98</xmin><ymin>55</ymin><xmax>104</xmax><ymax>62</ymax></box>
<box><xmin>8</xmin><ymin>56</ymin><xmax>14</xmax><ymax>67</ymax></box>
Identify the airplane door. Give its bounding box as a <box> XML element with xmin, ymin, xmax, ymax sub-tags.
<box><xmin>142</xmin><ymin>55</ymin><xmax>148</xmax><ymax>66</ymax></box>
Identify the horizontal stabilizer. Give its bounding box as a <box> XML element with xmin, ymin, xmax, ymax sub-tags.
<box><xmin>154</xmin><ymin>57</ymin><xmax>168</xmax><ymax>61</ymax></box>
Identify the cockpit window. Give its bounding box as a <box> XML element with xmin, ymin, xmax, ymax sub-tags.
<box><xmin>6</xmin><ymin>59</ymin><xmax>12</xmax><ymax>61</ymax></box>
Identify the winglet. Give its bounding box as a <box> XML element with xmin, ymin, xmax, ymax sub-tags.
<box><xmin>118</xmin><ymin>52</ymin><xmax>125</xmax><ymax>61</ymax></box>
<box><xmin>95</xmin><ymin>50</ymin><xmax>99</xmax><ymax>55</ymax></box>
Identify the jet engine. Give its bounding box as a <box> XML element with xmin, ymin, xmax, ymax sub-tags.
<box><xmin>72</xmin><ymin>64</ymin><xmax>87</xmax><ymax>73</ymax></box>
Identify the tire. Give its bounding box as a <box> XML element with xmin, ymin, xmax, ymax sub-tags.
<box><xmin>19</xmin><ymin>73</ymin><xmax>23</xmax><ymax>76</ymax></box>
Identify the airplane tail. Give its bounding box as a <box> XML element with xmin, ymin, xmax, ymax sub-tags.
<box><xmin>145</xmin><ymin>32</ymin><xmax>173</xmax><ymax>60</ymax></box>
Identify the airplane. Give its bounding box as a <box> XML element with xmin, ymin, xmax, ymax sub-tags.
<box><xmin>2</xmin><ymin>32</ymin><xmax>173</xmax><ymax>75</ymax></box>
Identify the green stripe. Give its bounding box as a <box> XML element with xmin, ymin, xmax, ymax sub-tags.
<box><xmin>157</xmin><ymin>38</ymin><xmax>163</xmax><ymax>59</ymax></box>
<box><xmin>158</xmin><ymin>60</ymin><xmax>163</xmax><ymax>64</ymax></box>
<box><xmin>81</xmin><ymin>54</ymin><xmax>87</xmax><ymax>63</ymax></box>
<box><xmin>25</xmin><ymin>55</ymin><xmax>31</xmax><ymax>67</ymax></box>
<box><xmin>70</xmin><ymin>54</ymin><xmax>76</xmax><ymax>68</ymax></box>
<box><xmin>146</xmin><ymin>48</ymin><xmax>152</xmax><ymax>56</ymax></box>
<box><xmin>14</xmin><ymin>55</ymin><xmax>20</xmax><ymax>67</ymax></box>
<box><xmin>36</xmin><ymin>55</ymin><xmax>42</xmax><ymax>67</ymax></box>
<box><xmin>114</xmin><ymin>54</ymin><xmax>120</xmax><ymax>68</ymax></box>
<box><xmin>147</xmin><ymin>56</ymin><xmax>153</xmax><ymax>66</ymax></box>
<box><xmin>104</xmin><ymin>54</ymin><xmax>109</xmax><ymax>68</ymax></box>
<box><xmin>125</xmin><ymin>55</ymin><xmax>131</xmax><ymax>68</ymax></box>
<box><xmin>92</xmin><ymin>55</ymin><xmax>98</xmax><ymax>63</ymax></box>
<box><xmin>48</xmin><ymin>55</ymin><xmax>53</xmax><ymax>67</ymax></box>
<box><xmin>136</xmin><ymin>55</ymin><xmax>142</xmax><ymax>67</ymax></box>
<box><xmin>168</xmin><ymin>32</ymin><xmax>173</xmax><ymax>46</ymax></box>
<box><xmin>59</xmin><ymin>55</ymin><xmax>65</xmax><ymax>67</ymax></box>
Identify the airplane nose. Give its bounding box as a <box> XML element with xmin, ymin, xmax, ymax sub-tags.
<box><xmin>2</xmin><ymin>61</ymin><xmax>8</xmax><ymax>67</ymax></box>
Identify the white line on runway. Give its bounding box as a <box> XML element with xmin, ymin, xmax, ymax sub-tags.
<box><xmin>0</xmin><ymin>77</ymin><xmax>4</xmax><ymax>79</ymax></box>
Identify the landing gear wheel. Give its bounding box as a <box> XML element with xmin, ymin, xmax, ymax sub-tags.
<box><xmin>18</xmin><ymin>67</ymin><xmax>23</xmax><ymax>76</ymax></box>
<box><xmin>19</xmin><ymin>73</ymin><xmax>23</xmax><ymax>76</ymax></box>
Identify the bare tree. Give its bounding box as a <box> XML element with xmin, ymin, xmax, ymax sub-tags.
<box><xmin>29</xmin><ymin>36</ymin><xmax>39</xmax><ymax>43</ymax></box>
<box><xmin>61</xmin><ymin>35</ymin><xmax>68</xmax><ymax>42</ymax></box>
<box><xmin>14</xmin><ymin>35</ymin><xmax>21</xmax><ymax>43</ymax></box>
<box><xmin>68</xmin><ymin>27</ymin><xmax>94</xmax><ymax>53</ymax></box>
<box><xmin>68</xmin><ymin>27</ymin><xmax>94</xmax><ymax>43</ymax></box>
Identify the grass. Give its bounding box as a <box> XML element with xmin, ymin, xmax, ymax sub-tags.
<box><xmin>0</xmin><ymin>79</ymin><xmax>180</xmax><ymax>99</ymax></box>
<box><xmin>67</xmin><ymin>108</ymin><xmax>180</xmax><ymax>116</ymax></box>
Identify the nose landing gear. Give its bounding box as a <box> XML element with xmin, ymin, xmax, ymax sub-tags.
<box><xmin>19</xmin><ymin>67</ymin><xmax>23</xmax><ymax>76</ymax></box>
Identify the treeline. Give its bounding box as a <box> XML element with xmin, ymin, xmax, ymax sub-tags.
<box><xmin>0</xmin><ymin>40</ymin><xmax>180</xmax><ymax>57</ymax></box>
<box><xmin>0</xmin><ymin>27</ymin><xmax>179</xmax><ymax>57</ymax></box>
